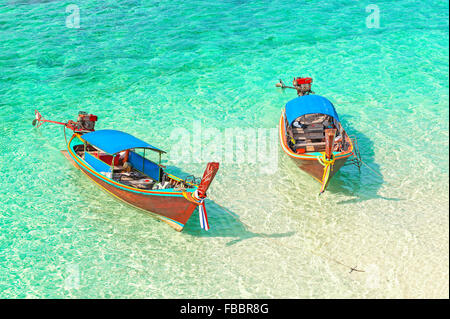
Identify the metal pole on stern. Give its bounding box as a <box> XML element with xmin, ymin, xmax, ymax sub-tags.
<box><xmin>111</xmin><ymin>154</ymin><xmax>116</xmax><ymax>179</ymax></box>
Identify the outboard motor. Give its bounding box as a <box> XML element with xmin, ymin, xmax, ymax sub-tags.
<box><xmin>32</xmin><ymin>109</ymin><xmax>98</xmax><ymax>133</ymax></box>
<box><xmin>77</xmin><ymin>111</ymin><xmax>97</xmax><ymax>131</ymax></box>
<box><xmin>293</xmin><ymin>77</ymin><xmax>313</xmax><ymax>96</ymax></box>
<box><xmin>66</xmin><ymin>111</ymin><xmax>98</xmax><ymax>132</ymax></box>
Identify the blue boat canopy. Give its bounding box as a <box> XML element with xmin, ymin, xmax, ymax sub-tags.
<box><xmin>285</xmin><ymin>95</ymin><xmax>340</xmax><ymax>125</ymax></box>
<box><xmin>80</xmin><ymin>129</ymin><xmax>165</xmax><ymax>154</ymax></box>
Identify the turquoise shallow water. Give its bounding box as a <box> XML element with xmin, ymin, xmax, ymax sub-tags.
<box><xmin>0</xmin><ymin>0</ymin><xmax>448</xmax><ymax>298</ymax></box>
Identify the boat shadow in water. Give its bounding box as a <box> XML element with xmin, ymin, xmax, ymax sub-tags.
<box><xmin>183</xmin><ymin>200</ymin><xmax>295</xmax><ymax>246</ymax></box>
<box><xmin>327</xmin><ymin>116</ymin><xmax>402</xmax><ymax>204</ymax></box>
<box><xmin>183</xmin><ymin>201</ymin><xmax>296</xmax><ymax>245</ymax></box>
<box><xmin>164</xmin><ymin>164</ymin><xmax>295</xmax><ymax>243</ymax></box>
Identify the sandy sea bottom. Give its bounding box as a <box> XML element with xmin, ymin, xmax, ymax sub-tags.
<box><xmin>0</xmin><ymin>0</ymin><xmax>448</xmax><ymax>298</ymax></box>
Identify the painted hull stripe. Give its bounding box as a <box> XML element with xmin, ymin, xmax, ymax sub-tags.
<box><xmin>77</xmin><ymin>160</ymin><xmax>186</xmax><ymax>229</ymax></box>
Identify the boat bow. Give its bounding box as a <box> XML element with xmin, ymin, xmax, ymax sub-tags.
<box><xmin>182</xmin><ymin>162</ymin><xmax>220</xmax><ymax>231</ymax></box>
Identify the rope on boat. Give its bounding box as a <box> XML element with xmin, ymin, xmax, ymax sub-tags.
<box><xmin>63</xmin><ymin>125</ymin><xmax>68</xmax><ymax>145</ymax></box>
<box><xmin>318</xmin><ymin>153</ymin><xmax>336</xmax><ymax>194</ymax></box>
<box><xmin>348</xmin><ymin>135</ymin><xmax>383</xmax><ymax>179</ymax></box>
<box><xmin>360</xmin><ymin>158</ymin><xmax>383</xmax><ymax>178</ymax></box>
<box><xmin>211</xmin><ymin>199</ymin><xmax>365</xmax><ymax>273</ymax></box>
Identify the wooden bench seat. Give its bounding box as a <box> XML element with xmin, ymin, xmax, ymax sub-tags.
<box><xmin>292</xmin><ymin>126</ymin><xmax>323</xmax><ymax>133</ymax></box>
<box><xmin>294</xmin><ymin>132</ymin><xmax>324</xmax><ymax>139</ymax></box>
<box><xmin>295</xmin><ymin>136</ymin><xmax>324</xmax><ymax>142</ymax></box>
<box><xmin>294</xmin><ymin>141</ymin><xmax>326</xmax><ymax>147</ymax></box>
<box><xmin>294</xmin><ymin>141</ymin><xmax>326</xmax><ymax>152</ymax></box>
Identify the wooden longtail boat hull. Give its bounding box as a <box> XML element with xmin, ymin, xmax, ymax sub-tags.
<box><xmin>279</xmin><ymin>112</ymin><xmax>354</xmax><ymax>192</ymax></box>
<box><xmin>288</xmin><ymin>153</ymin><xmax>349</xmax><ymax>188</ymax></box>
<box><xmin>61</xmin><ymin>136</ymin><xmax>200</xmax><ymax>231</ymax></box>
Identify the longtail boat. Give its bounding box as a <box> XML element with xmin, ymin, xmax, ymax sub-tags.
<box><xmin>33</xmin><ymin>110</ymin><xmax>219</xmax><ymax>231</ymax></box>
<box><xmin>277</xmin><ymin>77</ymin><xmax>355</xmax><ymax>193</ymax></box>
